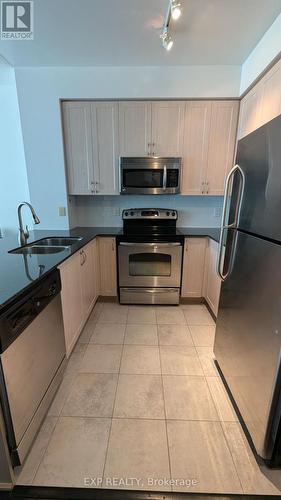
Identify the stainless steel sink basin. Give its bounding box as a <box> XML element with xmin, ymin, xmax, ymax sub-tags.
<box><xmin>10</xmin><ymin>245</ymin><xmax>67</xmax><ymax>255</ymax></box>
<box><xmin>35</xmin><ymin>237</ymin><xmax>83</xmax><ymax>247</ymax></box>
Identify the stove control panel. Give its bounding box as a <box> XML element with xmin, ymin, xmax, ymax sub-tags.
<box><xmin>122</xmin><ymin>209</ymin><xmax>178</xmax><ymax>220</ymax></box>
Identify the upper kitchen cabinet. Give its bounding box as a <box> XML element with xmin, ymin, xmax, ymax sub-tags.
<box><xmin>119</xmin><ymin>101</ymin><xmax>152</xmax><ymax>156</ymax></box>
<box><xmin>62</xmin><ymin>101</ymin><xmax>94</xmax><ymax>195</ymax></box>
<box><xmin>206</xmin><ymin>100</ymin><xmax>239</xmax><ymax>195</ymax></box>
<box><xmin>62</xmin><ymin>101</ymin><xmax>119</xmax><ymax>195</ymax></box>
<box><xmin>91</xmin><ymin>101</ymin><xmax>119</xmax><ymax>194</ymax></box>
<box><xmin>151</xmin><ymin>101</ymin><xmax>185</xmax><ymax>156</ymax></box>
<box><xmin>238</xmin><ymin>59</ymin><xmax>281</xmax><ymax>139</ymax></box>
<box><xmin>181</xmin><ymin>100</ymin><xmax>239</xmax><ymax>195</ymax></box>
<box><xmin>181</xmin><ymin>101</ymin><xmax>212</xmax><ymax>195</ymax></box>
<box><xmin>118</xmin><ymin>101</ymin><xmax>184</xmax><ymax>157</ymax></box>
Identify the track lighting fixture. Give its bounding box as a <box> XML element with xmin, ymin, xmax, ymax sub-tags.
<box><xmin>160</xmin><ymin>0</ymin><xmax>182</xmax><ymax>51</ymax></box>
<box><xmin>171</xmin><ymin>0</ymin><xmax>182</xmax><ymax>20</ymax></box>
<box><xmin>161</xmin><ymin>28</ymin><xmax>174</xmax><ymax>51</ymax></box>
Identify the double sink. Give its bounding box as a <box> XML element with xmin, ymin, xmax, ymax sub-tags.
<box><xmin>10</xmin><ymin>237</ymin><xmax>83</xmax><ymax>255</ymax></box>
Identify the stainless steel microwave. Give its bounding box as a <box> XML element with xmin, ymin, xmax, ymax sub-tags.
<box><xmin>119</xmin><ymin>157</ymin><xmax>181</xmax><ymax>195</ymax></box>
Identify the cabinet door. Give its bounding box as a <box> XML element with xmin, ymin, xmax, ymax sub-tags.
<box><xmin>92</xmin><ymin>238</ymin><xmax>100</xmax><ymax>301</ymax></box>
<box><xmin>206</xmin><ymin>101</ymin><xmax>239</xmax><ymax>195</ymax></box>
<box><xmin>98</xmin><ymin>237</ymin><xmax>117</xmax><ymax>296</ymax></box>
<box><xmin>238</xmin><ymin>86</ymin><xmax>262</xmax><ymax>139</ymax></box>
<box><xmin>80</xmin><ymin>242</ymin><xmax>96</xmax><ymax>318</ymax></box>
<box><xmin>151</xmin><ymin>101</ymin><xmax>185</xmax><ymax>156</ymax></box>
<box><xmin>181</xmin><ymin>238</ymin><xmax>207</xmax><ymax>297</ymax></box>
<box><xmin>91</xmin><ymin>102</ymin><xmax>119</xmax><ymax>194</ymax></box>
<box><xmin>181</xmin><ymin>102</ymin><xmax>212</xmax><ymax>195</ymax></box>
<box><xmin>259</xmin><ymin>60</ymin><xmax>281</xmax><ymax>128</ymax></box>
<box><xmin>59</xmin><ymin>252</ymin><xmax>83</xmax><ymax>356</ymax></box>
<box><xmin>119</xmin><ymin>101</ymin><xmax>152</xmax><ymax>156</ymax></box>
<box><xmin>62</xmin><ymin>101</ymin><xmax>94</xmax><ymax>195</ymax></box>
<box><xmin>204</xmin><ymin>239</ymin><xmax>221</xmax><ymax>316</ymax></box>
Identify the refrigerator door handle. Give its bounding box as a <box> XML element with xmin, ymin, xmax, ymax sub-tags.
<box><xmin>217</xmin><ymin>164</ymin><xmax>245</xmax><ymax>281</ymax></box>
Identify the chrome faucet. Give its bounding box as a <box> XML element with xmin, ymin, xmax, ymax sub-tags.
<box><xmin>18</xmin><ymin>202</ymin><xmax>40</xmax><ymax>246</ymax></box>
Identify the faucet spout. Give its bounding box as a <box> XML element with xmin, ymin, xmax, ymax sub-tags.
<box><xmin>18</xmin><ymin>202</ymin><xmax>40</xmax><ymax>246</ymax></box>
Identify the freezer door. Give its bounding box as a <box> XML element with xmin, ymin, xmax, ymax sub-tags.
<box><xmin>214</xmin><ymin>230</ymin><xmax>281</xmax><ymax>460</ymax></box>
<box><xmin>235</xmin><ymin>115</ymin><xmax>281</xmax><ymax>242</ymax></box>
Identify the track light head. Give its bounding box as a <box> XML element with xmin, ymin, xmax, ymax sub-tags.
<box><xmin>171</xmin><ymin>0</ymin><xmax>182</xmax><ymax>20</ymax></box>
<box><xmin>161</xmin><ymin>28</ymin><xmax>174</xmax><ymax>51</ymax></box>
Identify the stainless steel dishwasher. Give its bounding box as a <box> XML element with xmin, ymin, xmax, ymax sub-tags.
<box><xmin>0</xmin><ymin>270</ymin><xmax>66</xmax><ymax>466</ymax></box>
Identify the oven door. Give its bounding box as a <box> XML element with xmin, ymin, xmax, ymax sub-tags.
<box><xmin>118</xmin><ymin>242</ymin><xmax>182</xmax><ymax>288</ymax></box>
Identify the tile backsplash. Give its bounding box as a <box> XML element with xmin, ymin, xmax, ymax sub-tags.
<box><xmin>69</xmin><ymin>195</ymin><xmax>223</xmax><ymax>228</ymax></box>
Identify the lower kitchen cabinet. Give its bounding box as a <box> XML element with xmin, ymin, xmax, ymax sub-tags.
<box><xmin>203</xmin><ymin>238</ymin><xmax>221</xmax><ymax>316</ymax></box>
<box><xmin>181</xmin><ymin>236</ymin><xmax>221</xmax><ymax>316</ymax></box>
<box><xmin>181</xmin><ymin>238</ymin><xmax>207</xmax><ymax>297</ymax></box>
<box><xmin>98</xmin><ymin>237</ymin><xmax>117</xmax><ymax>296</ymax></box>
<box><xmin>59</xmin><ymin>239</ymin><xmax>99</xmax><ymax>356</ymax></box>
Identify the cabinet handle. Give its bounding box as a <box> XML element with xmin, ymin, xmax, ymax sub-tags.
<box><xmin>147</xmin><ymin>143</ymin><xmax>151</xmax><ymax>156</ymax></box>
<box><xmin>83</xmin><ymin>250</ymin><xmax>87</xmax><ymax>263</ymax></box>
<box><xmin>152</xmin><ymin>142</ymin><xmax>156</xmax><ymax>156</ymax></box>
<box><xmin>201</xmin><ymin>182</ymin><xmax>205</xmax><ymax>194</ymax></box>
<box><xmin>111</xmin><ymin>240</ymin><xmax>115</xmax><ymax>252</ymax></box>
<box><xmin>206</xmin><ymin>181</ymin><xmax>209</xmax><ymax>194</ymax></box>
<box><xmin>80</xmin><ymin>250</ymin><xmax>84</xmax><ymax>266</ymax></box>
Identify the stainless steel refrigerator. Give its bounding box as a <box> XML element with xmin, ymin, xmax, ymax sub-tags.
<box><xmin>214</xmin><ymin>114</ymin><xmax>281</xmax><ymax>467</ymax></box>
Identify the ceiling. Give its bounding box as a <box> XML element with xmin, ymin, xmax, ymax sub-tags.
<box><xmin>0</xmin><ymin>0</ymin><xmax>280</xmax><ymax>67</ymax></box>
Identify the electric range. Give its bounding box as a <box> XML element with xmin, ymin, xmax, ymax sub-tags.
<box><xmin>117</xmin><ymin>209</ymin><xmax>184</xmax><ymax>305</ymax></box>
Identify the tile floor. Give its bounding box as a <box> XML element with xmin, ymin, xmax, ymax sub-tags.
<box><xmin>15</xmin><ymin>301</ymin><xmax>281</xmax><ymax>495</ymax></box>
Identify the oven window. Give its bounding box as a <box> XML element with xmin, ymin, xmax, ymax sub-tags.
<box><xmin>129</xmin><ymin>253</ymin><xmax>171</xmax><ymax>276</ymax></box>
<box><xmin>123</xmin><ymin>169</ymin><xmax>163</xmax><ymax>188</ymax></box>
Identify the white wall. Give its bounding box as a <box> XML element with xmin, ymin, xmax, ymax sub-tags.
<box><xmin>70</xmin><ymin>195</ymin><xmax>223</xmax><ymax>228</ymax></box>
<box><xmin>0</xmin><ymin>57</ymin><xmax>31</xmax><ymax>237</ymax></box>
<box><xmin>240</xmin><ymin>13</ymin><xmax>281</xmax><ymax>94</ymax></box>
<box><xmin>14</xmin><ymin>65</ymin><xmax>240</xmax><ymax>230</ymax></box>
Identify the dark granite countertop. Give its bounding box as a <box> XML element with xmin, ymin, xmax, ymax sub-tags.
<box><xmin>0</xmin><ymin>226</ymin><xmax>220</xmax><ymax>311</ymax></box>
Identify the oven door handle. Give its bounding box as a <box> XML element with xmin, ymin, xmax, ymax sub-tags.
<box><xmin>119</xmin><ymin>242</ymin><xmax>182</xmax><ymax>247</ymax></box>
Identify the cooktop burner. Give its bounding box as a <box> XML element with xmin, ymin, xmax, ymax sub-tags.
<box><xmin>118</xmin><ymin>208</ymin><xmax>184</xmax><ymax>243</ymax></box>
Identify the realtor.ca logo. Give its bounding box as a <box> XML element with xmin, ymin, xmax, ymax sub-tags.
<box><xmin>1</xmin><ymin>1</ymin><xmax>33</xmax><ymax>39</ymax></box>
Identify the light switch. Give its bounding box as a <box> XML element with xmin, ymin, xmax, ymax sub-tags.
<box><xmin>58</xmin><ymin>207</ymin><xmax>66</xmax><ymax>216</ymax></box>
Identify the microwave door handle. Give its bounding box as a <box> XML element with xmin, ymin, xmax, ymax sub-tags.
<box><xmin>163</xmin><ymin>165</ymin><xmax>167</xmax><ymax>191</ymax></box>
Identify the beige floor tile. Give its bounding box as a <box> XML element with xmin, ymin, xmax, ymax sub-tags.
<box><xmin>222</xmin><ymin>422</ymin><xmax>281</xmax><ymax>495</ymax></box>
<box><xmin>48</xmin><ymin>352</ymin><xmax>85</xmax><ymax>417</ymax></box>
<box><xmin>156</xmin><ymin>307</ymin><xmax>186</xmax><ymax>325</ymax></box>
<box><xmin>124</xmin><ymin>324</ymin><xmax>158</xmax><ymax>345</ymax></box>
<box><xmin>72</xmin><ymin>342</ymin><xmax>87</xmax><ymax>354</ymax></box>
<box><xmin>79</xmin><ymin>344</ymin><xmax>122</xmax><ymax>373</ymax></box>
<box><xmin>160</xmin><ymin>346</ymin><xmax>203</xmax><ymax>376</ymax></box>
<box><xmin>120</xmin><ymin>345</ymin><xmax>161</xmax><ymax>375</ymax></box>
<box><xmin>206</xmin><ymin>376</ymin><xmax>238</xmax><ymax>422</ymax></box>
<box><xmin>167</xmin><ymin>420</ymin><xmax>242</xmax><ymax>493</ymax></box>
<box><xmin>88</xmin><ymin>301</ymin><xmax>104</xmax><ymax>322</ymax></box>
<box><xmin>189</xmin><ymin>325</ymin><xmax>216</xmax><ymax>347</ymax></box>
<box><xmin>16</xmin><ymin>417</ymin><xmax>58</xmax><ymax>485</ymax></box>
<box><xmin>61</xmin><ymin>373</ymin><xmax>118</xmax><ymax>417</ymax></box>
<box><xmin>90</xmin><ymin>323</ymin><xmax>125</xmax><ymax>345</ymax></box>
<box><xmin>158</xmin><ymin>324</ymin><xmax>193</xmax><ymax>346</ymax></box>
<box><xmin>78</xmin><ymin>320</ymin><xmax>96</xmax><ymax>343</ymax></box>
<box><xmin>103</xmin><ymin>419</ymin><xmax>170</xmax><ymax>490</ymax></box>
<box><xmin>114</xmin><ymin>374</ymin><xmax>165</xmax><ymax>419</ymax></box>
<box><xmin>183</xmin><ymin>305</ymin><xmax>215</xmax><ymax>326</ymax></box>
<box><xmin>33</xmin><ymin>417</ymin><xmax>111</xmax><ymax>487</ymax></box>
<box><xmin>196</xmin><ymin>346</ymin><xmax>218</xmax><ymax>376</ymax></box>
<box><xmin>163</xmin><ymin>375</ymin><xmax>218</xmax><ymax>421</ymax></box>
<box><xmin>98</xmin><ymin>303</ymin><xmax>128</xmax><ymax>324</ymax></box>
<box><xmin>127</xmin><ymin>306</ymin><xmax>156</xmax><ymax>324</ymax></box>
